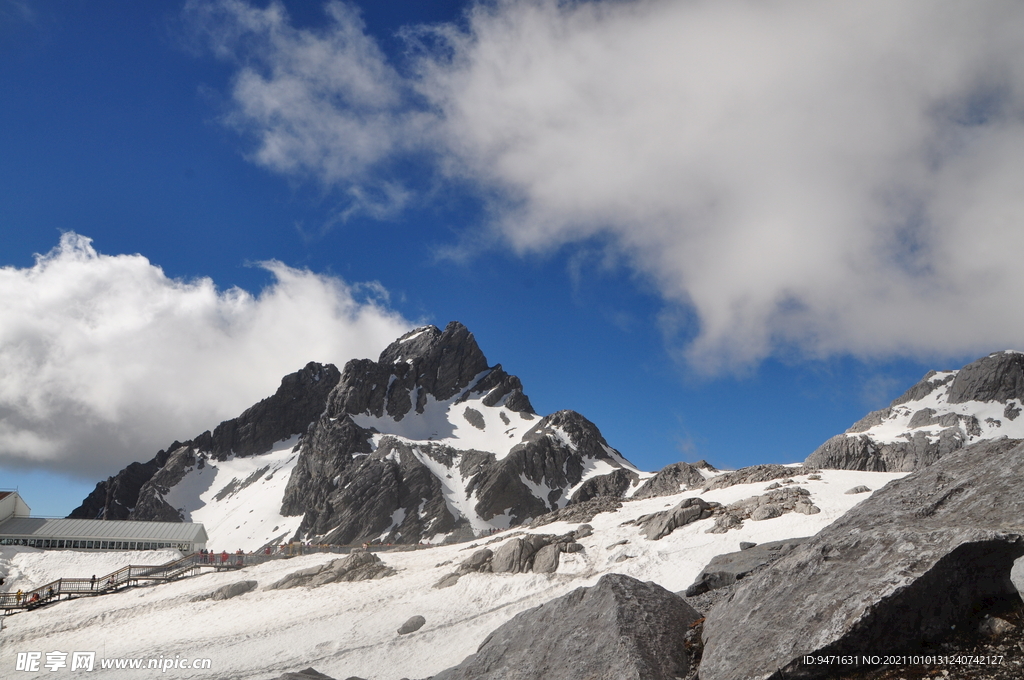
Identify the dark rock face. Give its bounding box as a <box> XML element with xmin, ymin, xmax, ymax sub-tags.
<box><xmin>946</xmin><ymin>352</ymin><xmax>1024</xmax><ymax>404</ymax></box>
<box><xmin>700</xmin><ymin>438</ymin><xmax>1024</xmax><ymax>680</ymax></box>
<box><xmin>281</xmin><ymin>322</ymin><xmax>638</xmax><ymax>545</ymax></box>
<box><xmin>807</xmin><ymin>351</ymin><xmax>1024</xmax><ymax>472</ymax></box>
<box><xmin>569</xmin><ymin>468</ymin><xmax>639</xmax><ymax>503</ymax></box>
<box><xmin>69</xmin><ymin>362</ymin><xmax>341</xmax><ymax>520</ymax></box>
<box><xmin>69</xmin><ymin>459</ymin><xmax>160</xmax><ymax>520</ymax></box>
<box><xmin>431</xmin><ymin>573</ymin><xmax>702</xmax><ymax>680</ymax></box>
<box><xmin>632</xmin><ymin>462</ymin><xmax>706</xmax><ymax>499</ymax></box>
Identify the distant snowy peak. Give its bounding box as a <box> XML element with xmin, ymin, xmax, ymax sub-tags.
<box><xmin>282</xmin><ymin>321</ymin><xmax>641</xmax><ymax>545</ymax></box>
<box><xmin>807</xmin><ymin>350</ymin><xmax>1024</xmax><ymax>471</ymax></box>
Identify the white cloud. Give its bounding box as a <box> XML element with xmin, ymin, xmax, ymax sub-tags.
<box><xmin>0</xmin><ymin>233</ymin><xmax>411</xmax><ymax>477</ymax></box>
<box><xmin>195</xmin><ymin>0</ymin><xmax>1024</xmax><ymax>371</ymax></box>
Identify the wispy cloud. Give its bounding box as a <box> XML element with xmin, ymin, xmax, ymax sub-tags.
<box><xmin>191</xmin><ymin>0</ymin><xmax>1024</xmax><ymax>371</ymax></box>
<box><xmin>0</xmin><ymin>233</ymin><xmax>410</xmax><ymax>477</ymax></box>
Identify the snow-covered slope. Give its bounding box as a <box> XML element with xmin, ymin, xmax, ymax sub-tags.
<box><xmin>1</xmin><ymin>467</ymin><xmax>904</xmax><ymax>680</ymax></box>
<box><xmin>161</xmin><ymin>437</ymin><xmax>305</xmax><ymax>553</ymax></box>
<box><xmin>807</xmin><ymin>350</ymin><xmax>1024</xmax><ymax>471</ymax></box>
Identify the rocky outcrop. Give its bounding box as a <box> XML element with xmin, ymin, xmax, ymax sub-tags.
<box><xmin>69</xmin><ymin>362</ymin><xmax>341</xmax><ymax>520</ymax></box>
<box><xmin>281</xmin><ymin>322</ymin><xmax>639</xmax><ymax>545</ymax></box>
<box><xmin>398</xmin><ymin>615</ymin><xmax>426</xmax><ymax>635</ymax></box>
<box><xmin>267</xmin><ymin>551</ymin><xmax>394</xmax><ymax>590</ymax></box>
<box><xmin>528</xmin><ymin>497</ymin><xmax>622</xmax><ymax>528</ymax></box>
<box><xmin>702</xmin><ymin>464</ymin><xmax>816</xmax><ymax>491</ymax></box>
<box><xmin>637</xmin><ymin>497</ymin><xmax>716</xmax><ymax>540</ymax></box>
<box><xmin>193</xmin><ymin>580</ymin><xmax>259</xmax><ymax>602</ymax></box>
<box><xmin>700</xmin><ymin>437</ymin><xmax>1024</xmax><ymax>680</ymax></box>
<box><xmin>273</xmin><ymin>670</ymin><xmax>335</xmax><ymax>680</ymax></box>
<box><xmin>569</xmin><ymin>468</ymin><xmax>639</xmax><ymax>503</ymax></box>
<box><xmin>702</xmin><ymin>487</ymin><xmax>819</xmax><ymax>534</ymax></box>
<box><xmin>430</xmin><ymin>573</ymin><xmax>702</xmax><ymax>680</ymax></box>
<box><xmin>807</xmin><ymin>351</ymin><xmax>1024</xmax><ymax>472</ymax></box>
<box><xmin>632</xmin><ymin>462</ymin><xmax>706</xmax><ymax>499</ymax></box>
<box><xmin>684</xmin><ymin>538</ymin><xmax>810</xmax><ymax>596</ymax></box>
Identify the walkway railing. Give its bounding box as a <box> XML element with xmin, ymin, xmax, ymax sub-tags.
<box><xmin>0</xmin><ymin>543</ymin><xmax>424</xmax><ymax>614</ymax></box>
<box><xmin>0</xmin><ymin>553</ymin><xmax>210</xmax><ymax>613</ymax></box>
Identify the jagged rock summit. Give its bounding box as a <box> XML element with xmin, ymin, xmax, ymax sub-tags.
<box><xmin>71</xmin><ymin>322</ymin><xmax>641</xmax><ymax>548</ymax></box>
<box><xmin>806</xmin><ymin>350</ymin><xmax>1024</xmax><ymax>471</ymax></box>
<box><xmin>282</xmin><ymin>321</ymin><xmax>640</xmax><ymax>545</ymax></box>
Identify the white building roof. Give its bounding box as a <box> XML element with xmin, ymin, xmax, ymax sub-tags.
<box><xmin>0</xmin><ymin>517</ymin><xmax>208</xmax><ymax>543</ymax></box>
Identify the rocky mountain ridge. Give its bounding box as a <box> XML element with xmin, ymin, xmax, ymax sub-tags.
<box><xmin>70</xmin><ymin>322</ymin><xmax>646</xmax><ymax>547</ymax></box>
<box><xmin>806</xmin><ymin>350</ymin><xmax>1024</xmax><ymax>471</ymax></box>
<box><xmin>69</xmin><ymin>361</ymin><xmax>342</xmax><ymax>521</ymax></box>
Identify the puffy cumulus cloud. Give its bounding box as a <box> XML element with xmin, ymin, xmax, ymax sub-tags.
<box><xmin>194</xmin><ymin>0</ymin><xmax>1024</xmax><ymax>371</ymax></box>
<box><xmin>0</xmin><ymin>233</ymin><xmax>411</xmax><ymax>477</ymax></box>
<box><xmin>183</xmin><ymin>0</ymin><xmax>426</xmax><ymax>217</ymax></box>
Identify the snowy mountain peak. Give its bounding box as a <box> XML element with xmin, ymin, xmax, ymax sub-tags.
<box><xmin>806</xmin><ymin>350</ymin><xmax>1024</xmax><ymax>471</ymax></box>
<box><xmin>76</xmin><ymin>322</ymin><xmax>638</xmax><ymax>550</ymax></box>
<box><xmin>282</xmin><ymin>323</ymin><xmax>638</xmax><ymax>546</ymax></box>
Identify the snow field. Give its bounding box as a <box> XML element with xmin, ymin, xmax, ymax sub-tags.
<box><xmin>1</xmin><ymin>468</ymin><xmax>906</xmax><ymax>680</ymax></box>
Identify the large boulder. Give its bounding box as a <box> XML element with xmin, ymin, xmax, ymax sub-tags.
<box><xmin>211</xmin><ymin>580</ymin><xmax>258</xmax><ymax>601</ymax></box>
<box><xmin>684</xmin><ymin>538</ymin><xmax>809</xmax><ymax>596</ymax></box>
<box><xmin>431</xmin><ymin>573</ymin><xmax>702</xmax><ymax>680</ymax></box>
<box><xmin>637</xmin><ymin>497</ymin><xmax>715</xmax><ymax>540</ymax></box>
<box><xmin>700</xmin><ymin>437</ymin><xmax>1024</xmax><ymax>680</ymax></box>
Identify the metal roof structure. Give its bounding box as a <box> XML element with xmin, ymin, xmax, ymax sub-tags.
<box><xmin>0</xmin><ymin>517</ymin><xmax>208</xmax><ymax>544</ymax></box>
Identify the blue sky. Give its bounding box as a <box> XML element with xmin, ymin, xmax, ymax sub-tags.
<box><xmin>3</xmin><ymin>0</ymin><xmax>1023</xmax><ymax>517</ymax></box>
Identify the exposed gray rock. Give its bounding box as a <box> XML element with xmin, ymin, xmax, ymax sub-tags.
<box><xmin>430</xmin><ymin>573</ymin><xmax>702</xmax><ymax>680</ymax></box>
<box><xmin>637</xmin><ymin>497</ymin><xmax>715</xmax><ymax>540</ymax></box>
<box><xmin>532</xmin><ymin>543</ymin><xmax>561</xmax><ymax>573</ymax></box>
<box><xmin>433</xmin><ymin>572</ymin><xmax>461</xmax><ymax>589</ymax></box>
<box><xmin>398</xmin><ymin>615</ymin><xmax>426</xmax><ymax>635</ymax></box>
<box><xmin>268</xmin><ymin>551</ymin><xmax>394</xmax><ymax>590</ymax></box>
<box><xmin>845</xmin><ymin>485</ymin><xmax>871</xmax><ymax>494</ymax></box>
<box><xmin>528</xmin><ymin>496</ymin><xmax>622</xmax><ymax>528</ymax></box>
<box><xmin>459</xmin><ymin>548</ymin><xmax>493</xmax><ymax>572</ymax></box>
<box><xmin>702</xmin><ymin>464</ymin><xmax>817</xmax><ymax>491</ymax></box>
<box><xmin>947</xmin><ymin>352</ymin><xmax>1024</xmax><ymax>404</ymax></box>
<box><xmin>749</xmin><ymin>504</ymin><xmax>783</xmax><ymax>521</ymax></box>
<box><xmin>574</xmin><ymin>523</ymin><xmax>593</xmax><ymax>539</ymax></box>
<box><xmin>569</xmin><ymin>468</ymin><xmax>639</xmax><ymax>503</ymax></box>
<box><xmin>700</xmin><ymin>437</ymin><xmax>1024</xmax><ymax>680</ymax></box>
<box><xmin>739</xmin><ymin>541</ymin><xmax>757</xmax><ymax>550</ymax></box>
<box><xmin>273</xmin><ymin>668</ymin><xmax>335</xmax><ymax>680</ymax></box>
<box><xmin>632</xmin><ymin>462</ymin><xmax>706</xmax><ymax>500</ymax></box>
<box><xmin>685</xmin><ymin>538</ymin><xmax>810</xmax><ymax>596</ymax></box>
<box><xmin>211</xmin><ymin>580</ymin><xmax>257</xmax><ymax>601</ymax></box>
<box><xmin>704</xmin><ymin>487</ymin><xmax>818</xmax><ymax>534</ymax></box>
<box><xmin>491</xmin><ymin>536</ymin><xmax>548</xmax><ymax>574</ymax></box>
